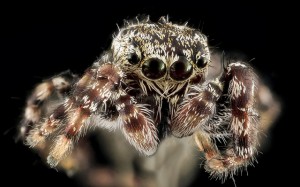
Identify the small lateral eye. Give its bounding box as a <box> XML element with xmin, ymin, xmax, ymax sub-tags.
<box><xmin>196</xmin><ymin>57</ymin><xmax>208</xmax><ymax>68</ymax></box>
<box><xmin>128</xmin><ymin>53</ymin><xmax>140</xmax><ymax>65</ymax></box>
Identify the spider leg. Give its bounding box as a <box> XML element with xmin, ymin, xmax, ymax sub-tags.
<box><xmin>194</xmin><ymin>131</ymin><xmax>249</xmax><ymax>181</ymax></box>
<box><xmin>26</xmin><ymin>54</ymin><xmax>158</xmax><ymax>167</ymax></box>
<box><xmin>225</xmin><ymin>62</ymin><xmax>259</xmax><ymax>158</ymax></box>
<box><xmin>19</xmin><ymin>70</ymin><xmax>77</xmax><ymax>141</ymax></box>
<box><xmin>197</xmin><ymin>62</ymin><xmax>259</xmax><ymax>179</ymax></box>
<box><xmin>26</xmin><ymin>57</ymin><xmax>123</xmax><ymax>166</ymax></box>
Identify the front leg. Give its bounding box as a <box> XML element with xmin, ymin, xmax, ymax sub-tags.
<box><xmin>201</xmin><ymin>62</ymin><xmax>260</xmax><ymax>177</ymax></box>
<box><xmin>225</xmin><ymin>62</ymin><xmax>259</xmax><ymax>158</ymax></box>
<box><xmin>26</xmin><ymin>55</ymin><xmax>158</xmax><ymax>167</ymax></box>
<box><xmin>26</xmin><ymin>60</ymin><xmax>122</xmax><ymax>167</ymax></box>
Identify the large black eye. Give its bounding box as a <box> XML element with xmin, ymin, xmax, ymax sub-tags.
<box><xmin>128</xmin><ymin>53</ymin><xmax>140</xmax><ymax>65</ymax></box>
<box><xmin>196</xmin><ymin>57</ymin><xmax>207</xmax><ymax>68</ymax></box>
<box><xmin>142</xmin><ymin>58</ymin><xmax>166</xmax><ymax>79</ymax></box>
<box><xmin>170</xmin><ymin>58</ymin><xmax>193</xmax><ymax>81</ymax></box>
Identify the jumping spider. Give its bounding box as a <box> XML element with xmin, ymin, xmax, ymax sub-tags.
<box><xmin>20</xmin><ymin>16</ymin><xmax>264</xmax><ymax>181</ymax></box>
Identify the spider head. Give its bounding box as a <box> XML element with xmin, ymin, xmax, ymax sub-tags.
<box><xmin>111</xmin><ymin>17</ymin><xmax>211</xmax><ymax>96</ymax></box>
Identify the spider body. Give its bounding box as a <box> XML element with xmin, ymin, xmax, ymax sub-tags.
<box><xmin>21</xmin><ymin>17</ymin><xmax>260</xmax><ymax>180</ymax></box>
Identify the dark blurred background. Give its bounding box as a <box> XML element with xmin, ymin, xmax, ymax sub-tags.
<box><xmin>1</xmin><ymin>1</ymin><xmax>292</xmax><ymax>186</ymax></box>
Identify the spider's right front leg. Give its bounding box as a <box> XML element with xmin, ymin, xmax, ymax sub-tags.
<box><xmin>27</xmin><ymin>57</ymin><xmax>158</xmax><ymax>167</ymax></box>
<box><xmin>26</xmin><ymin>59</ymin><xmax>123</xmax><ymax>167</ymax></box>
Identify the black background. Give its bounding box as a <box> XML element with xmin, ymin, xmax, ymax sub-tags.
<box><xmin>1</xmin><ymin>1</ymin><xmax>293</xmax><ymax>187</ymax></box>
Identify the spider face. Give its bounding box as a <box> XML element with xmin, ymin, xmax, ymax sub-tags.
<box><xmin>20</xmin><ymin>17</ymin><xmax>274</xmax><ymax>181</ymax></box>
<box><xmin>111</xmin><ymin>21</ymin><xmax>210</xmax><ymax>97</ymax></box>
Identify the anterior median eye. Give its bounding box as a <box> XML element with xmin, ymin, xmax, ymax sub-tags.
<box><xmin>128</xmin><ymin>53</ymin><xmax>140</xmax><ymax>65</ymax></box>
<box><xmin>142</xmin><ymin>58</ymin><xmax>166</xmax><ymax>79</ymax></box>
<box><xmin>196</xmin><ymin>57</ymin><xmax>208</xmax><ymax>68</ymax></box>
<box><xmin>170</xmin><ymin>57</ymin><xmax>193</xmax><ymax>81</ymax></box>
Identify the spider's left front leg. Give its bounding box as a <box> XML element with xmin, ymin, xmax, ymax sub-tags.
<box><xmin>172</xmin><ymin>61</ymin><xmax>260</xmax><ymax>178</ymax></box>
<box><xmin>203</xmin><ymin>62</ymin><xmax>260</xmax><ymax>176</ymax></box>
<box><xmin>226</xmin><ymin>62</ymin><xmax>259</xmax><ymax>157</ymax></box>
